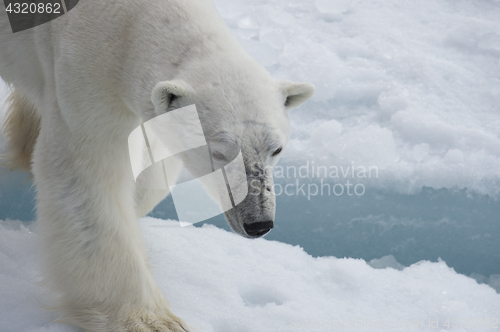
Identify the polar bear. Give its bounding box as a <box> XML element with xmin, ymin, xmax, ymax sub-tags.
<box><xmin>0</xmin><ymin>0</ymin><xmax>314</xmax><ymax>331</ymax></box>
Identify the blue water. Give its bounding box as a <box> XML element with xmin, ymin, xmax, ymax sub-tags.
<box><xmin>2</xmin><ymin>166</ymin><xmax>499</xmax><ymax>279</ymax></box>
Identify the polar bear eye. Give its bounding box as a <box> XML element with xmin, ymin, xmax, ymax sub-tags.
<box><xmin>272</xmin><ymin>147</ymin><xmax>282</xmax><ymax>157</ymax></box>
<box><xmin>212</xmin><ymin>151</ymin><xmax>226</xmax><ymax>161</ymax></box>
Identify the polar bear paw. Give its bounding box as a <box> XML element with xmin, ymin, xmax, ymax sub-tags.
<box><xmin>124</xmin><ymin>315</ymin><xmax>189</xmax><ymax>332</ymax></box>
<box><xmin>123</xmin><ymin>312</ymin><xmax>190</xmax><ymax>332</ymax></box>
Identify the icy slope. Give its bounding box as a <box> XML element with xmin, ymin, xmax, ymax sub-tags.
<box><xmin>1</xmin><ymin>218</ymin><xmax>499</xmax><ymax>332</ymax></box>
<box><xmin>214</xmin><ymin>0</ymin><xmax>500</xmax><ymax>196</ymax></box>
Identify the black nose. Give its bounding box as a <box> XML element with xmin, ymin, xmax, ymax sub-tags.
<box><xmin>244</xmin><ymin>221</ymin><xmax>274</xmax><ymax>237</ymax></box>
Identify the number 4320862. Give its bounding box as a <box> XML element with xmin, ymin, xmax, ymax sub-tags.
<box><xmin>6</xmin><ymin>2</ymin><xmax>61</xmax><ymax>14</ymax></box>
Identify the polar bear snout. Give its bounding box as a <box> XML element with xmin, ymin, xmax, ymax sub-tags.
<box><xmin>243</xmin><ymin>220</ymin><xmax>274</xmax><ymax>238</ymax></box>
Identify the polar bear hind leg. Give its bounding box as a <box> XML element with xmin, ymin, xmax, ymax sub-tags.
<box><xmin>1</xmin><ymin>89</ymin><xmax>40</xmax><ymax>172</ymax></box>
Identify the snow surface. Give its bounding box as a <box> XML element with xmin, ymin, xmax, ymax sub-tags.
<box><xmin>1</xmin><ymin>218</ymin><xmax>499</xmax><ymax>332</ymax></box>
<box><xmin>214</xmin><ymin>0</ymin><xmax>500</xmax><ymax>197</ymax></box>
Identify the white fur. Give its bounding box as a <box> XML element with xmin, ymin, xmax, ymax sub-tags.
<box><xmin>0</xmin><ymin>1</ymin><xmax>314</xmax><ymax>331</ymax></box>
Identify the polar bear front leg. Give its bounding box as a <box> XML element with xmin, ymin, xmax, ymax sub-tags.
<box><xmin>32</xmin><ymin>116</ymin><xmax>189</xmax><ymax>332</ymax></box>
<box><xmin>134</xmin><ymin>158</ymin><xmax>183</xmax><ymax>218</ymax></box>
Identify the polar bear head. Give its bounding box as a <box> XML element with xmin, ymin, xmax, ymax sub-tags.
<box><xmin>150</xmin><ymin>66</ymin><xmax>314</xmax><ymax>238</ymax></box>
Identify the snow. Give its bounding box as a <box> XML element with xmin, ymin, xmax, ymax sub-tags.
<box><xmin>1</xmin><ymin>218</ymin><xmax>499</xmax><ymax>332</ymax></box>
<box><xmin>214</xmin><ymin>0</ymin><xmax>500</xmax><ymax>197</ymax></box>
<box><xmin>315</xmin><ymin>0</ymin><xmax>352</xmax><ymax>15</ymax></box>
<box><xmin>368</xmin><ymin>255</ymin><xmax>405</xmax><ymax>271</ymax></box>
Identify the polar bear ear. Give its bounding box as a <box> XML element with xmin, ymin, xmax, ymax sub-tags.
<box><xmin>279</xmin><ymin>80</ymin><xmax>315</xmax><ymax>110</ymax></box>
<box><xmin>151</xmin><ymin>80</ymin><xmax>190</xmax><ymax>112</ymax></box>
